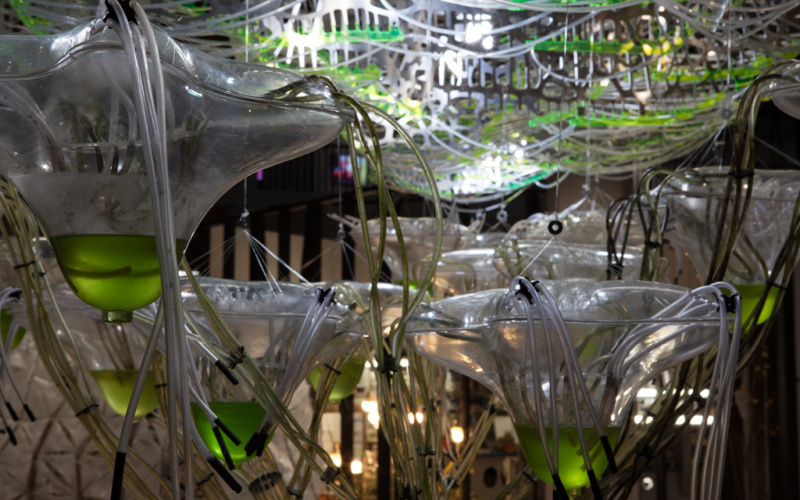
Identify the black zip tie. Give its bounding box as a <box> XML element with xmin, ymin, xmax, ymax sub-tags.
<box><xmin>196</xmin><ymin>473</ymin><xmax>214</xmax><ymax>487</ymax></box>
<box><xmin>380</xmin><ymin>352</ymin><xmax>397</xmax><ymax>375</ymax></box>
<box><xmin>416</xmin><ymin>447</ymin><xmax>437</xmax><ymax>457</ymax></box>
<box><xmin>552</xmin><ymin>473</ymin><xmax>570</xmax><ymax>500</ymax></box>
<box><xmin>215</xmin><ymin>417</ymin><xmax>242</xmax><ymax>446</ymax></box>
<box><xmin>644</xmin><ymin>240</ymin><xmax>661</xmax><ymax>249</ymax></box>
<box><xmin>287</xmin><ymin>487</ymin><xmax>304</xmax><ymax>498</ymax></box>
<box><xmin>110</xmin><ymin>450</ymin><xmax>127</xmax><ymax>500</ymax></box>
<box><xmin>323</xmin><ymin>363</ymin><xmax>342</xmax><ymax>375</ymax></box>
<box><xmin>5</xmin><ymin>402</ymin><xmax>18</xmax><ymax>421</ymax></box>
<box><xmin>522</xmin><ymin>469</ymin><xmax>537</xmax><ymax>483</ymax></box>
<box><xmin>514</xmin><ymin>283</ymin><xmax>536</xmax><ymax>303</ymax></box>
<box><xmin>104</xmin><ymin>0</ymin><xmax>137</xmax><ymax>24</ymax></box>
<box><xmin>249</xmin><ymin>471</ymin><xmax>283</xmax><ymax>494</ymax></box>
<box><xmin>23</xmin><ymin>404</ymin><xmax>35</xmax><ymax>421</ymax></box>
<box><xmin>8</xmin><ymin>289</ymin><xmax>21</xmax><ymax>300</ymax></box>
<box><xmin>601</xmin><ymin>435</ymin><xmax>617</xmax><ymax>473</ymax></box>
<box><xmin>588</xmin><ymin>469</ymin><xmax>603</xmax><ymax>499</ymax></box>
<box><xmin>154</xmin><ymin>383</ymin><xmax>168</xmax><ymax>389</ymax></box>
<box><xmin>321</xmin><ymin>466</ymin><xmax>339</xmax><ymax>484</ymax></box>
<box><xmin>75</xmin><ymin>403</ymin><xmax>98</xmax><ymax>417</ymax></box>
<box><xmin>722</xmin><ymin>294</ymin><xmax>738</xmax><ymax>314</ymax></box>
<box><xmin>208</xmin><ymin>456</ymin><xmax>243</xmax><ymax>493</ymax></box>
<box><xmin>727</xmin><ymin>170</ymin><xmax>754</xmax><ymax>180</ymax></box>
<box><xmin>766</xmin><ymin>280</ymin><xmax>789</xmax><ymax>292</ymax></box>
<box><xmin>607</xmin><ymin>263</ymin><xmax>624</xmax><ymax>279</ymax></box>
<box><xmin>6</xmin><ymin>426</ymin><xmax>16</xmax><ymax>445</ymax></box>
<box><xmin>228</xmin><ymin>346</ymin><xmax>246</xmax><ymax>370</ymax></box>
<box><xmin>317</xmin><ymin>287</ymin><xmax>335</xmax><ymax>305</ymax></box>
<box><xmin>400</xmin><ymin>485</ymin><xmax>421</xmax><ymax>499</ymax></box>
<box><xmin>13</xmin><ymin>260</ymin><xmax>36</xmax><ymax>269</ymax></box>
<box><xmin>212</xmin><ymin>426</ymin><xmax>236</xmax><ymax>470</ymax></box>
<box><xmin>637</xmin><ymin>443</ymin><xmax>654</xmax><ymax>460</ymax></box>
<box><xmin>214</xmin><ymin>359</ymin><xmax>239</xmax><ymax>385</ymax></box>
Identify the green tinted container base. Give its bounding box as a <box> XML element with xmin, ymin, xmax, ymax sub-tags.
<box><xmin>50</xmin><ymin>234</ymin><xmax>187</xmax><ymax>323</ymax></box>
<box><xmin>515</xmin><ymin>425</ymin><xmax>620</xmax><ymax>497</ymax></box>
<box><xmin>731</xmin><ymin>284</ymin><xmax>778</xmax><ymax>327</ymax></box>
<box><xmin>90</xmin><ymin>369</ymin><xmax>159</xmax><ymax>421</ymax></box>
<box><xmin>308</xmin><ymin>357</ymin><xmax>366</xmax><ymax>404</ymax></box>
<box><xmin>192</xmin><ymin>401</ymin><xmax>267</xmax><ymax>466</ymax></box>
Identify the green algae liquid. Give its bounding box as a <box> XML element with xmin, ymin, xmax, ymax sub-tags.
<box><xmin>515</xmin><ymin>425</ymin><xmax>620</xmax><ymax>497</ymax></box>
<box><xmin>192</xmin><ymin>401</ymin><xmax>267</xmax><ymax>466</ymax></box>
<box><xmin>734</xmin><ymin>284</ymin><xmax>778</xmax><ymax>327</ymax></box>
<box><xmin>90</xmin><ymin>369</ymin><xmax>159</xmax><ymax>421</ymax></box>
<box><xmin>50</xmin><ymin>234</ymin><xmax>187</xmax><ymax>322</ymax></box>
<box><xmin>307</xmin><ymin>356</ymin><xmax>366</xmax><ymax>404</ymax></box>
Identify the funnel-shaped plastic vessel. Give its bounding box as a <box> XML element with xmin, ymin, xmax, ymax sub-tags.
<box><xmin>0</xmin><ymin>22</ymin><xmax>350</xmax><ymax>321</ymax></box>
<box><xmin>662</xmin><ymin>168</ymin><xmax>800</xmax><ymax>323</ymax></box>
<box><xmin>365</xmin><ymin>218</ymin><xmax>473</xmax><ymax>281</ymax></box>
<box><xmin>9</xmin><ymin>283</ymin><xmax>159</xmax><ymax>420</ymax></box>
<box><xmin>182</xmin><ymin>278</ymin><xmax>360</xmax><ymax>462</ymax></box>
<box><xmin>406</xmin><ymin>280</ymin><xmax>721</xmax><ymax>495</ymax></box>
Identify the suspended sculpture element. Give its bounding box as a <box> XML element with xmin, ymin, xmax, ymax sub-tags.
<box><xmin>407</xmin><ymin>278</ymin><xmax>741</xmax><ymax>499</ymax></box>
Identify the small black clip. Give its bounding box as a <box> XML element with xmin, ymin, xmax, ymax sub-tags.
<box><xmin>548</xmin><ymin>219</ymin><xmax>563</xmax><ymax>235</ymax></box>
<box><xmin>722</xmin><ymin>294</ymin><xmax>738</xmax><ymax>314</ymax></box>
<box><xmin>514</xmin><ymin>282</ymin><xmax>536</xmax><ymax>304</ymax></box>
<box><xmin>104</xmin><ymin>0</ymin><xmax>138</xmax><ymax>24</ymax></box>
<box><xmin>380</xmin><ymin>352</ymin><xmax>396</xmax><ymax>375</ymax></box>
<box><xmin>321</xmin><ymin>466</ymin><xmax>339</xmax><ymax>484</ymax></box>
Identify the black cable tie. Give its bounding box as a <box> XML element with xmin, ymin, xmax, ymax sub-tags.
<box><xmin>228</xmin><ymin>346</ymin><xmax>246</xmax><ymax>370</ymax></box>
<box><xmin>514</xmin><ymin>283</ymin><xmax>535</xmax><ymax>304</ymax></box>
<box><xmin>380</xmin><ymin>352</ymin><xmax>397</xmax><ymax>375</ymax></box>
<box><xmin>522</xmin><ymin>468</ymin><xmax>537</xmax><ymax>483</ymax></box>
<box><xmin>212</xmin><ymin>426</ymin><xmax>236</xmax><ymax>470</ymax></box>
<box><xmin>323</xmin><ymin>363</ymin><xmax>342</xmax><ymax>376</ymax></box>
<box><xmin>208</xmin><ymin>456</ymin><xmax>243</xmax><ymax>493</ymax></box>
<box><xmin>317</xmin><ymin>288</ymin><xmax>335</xmax><ymax>305</ymax></box>
<box><xmin>644</xmin><ymin>240</ymin><xmax>661</xmax><ymax>249</ymax></box>
<box><xmin>321</xmin><ymin>466</ymin><xmax>340</xmax><ymax>484</ymax></box>
<box><xmin>110</xmin><ymin>450</ymin><xmax>127</xmax><ymax>500</ymax></box>
<box><xmin>215</xmin><ymin>417</ymin><xmax>242</xmax><ymax>446</ymax></box>
<box><xmin>8</xmin><ymin>289</ymin><xmax>21</xmax><ymax>299</ymax></box>
<box><xmin>104</xmin><ymin>0</ymin><xmax>138</xmax><ymax>24</ymax></box>
<box><xmin>722</xmin><ymin>294</ymin><xmax>738</xmax><ymax>314</ymax></box>
<box><xmin>588</xmin><ymin>469</ymin><xmax>604</xmax><ymax>500</ymax></box>
<box><xmin>6</xmin><ymin>426</ymin><xmax>16</xmax><ymax>446</ymax></box>
<box><xmin>5</xmin><ymin>402</ymin><xmax>18</xmax><ymax>421</ymax></box>
<box><xmin>416</xmin><ymin>447</ymin><xmax>436</xmax><ymax>457</ymax></box>
<box><xmin>637</xmin><ymin>443</ymin><xmax>654</xmax><ymax>460</ymax></box>
<box><xmin>75</xmin><ymin>403</ymin><xmax>98</xmax><ymax>417</ymax></box>
<box><xmin>196</xmin><ymin>473</ymin><xmax>214</xmax><ymax>487</ymax></box>
<box><xmin>214</xmin><ymin>359</ymin><xmax>239</xmax><ymax>385</ymax></box>
<box><xmin>13</xmin><ymin>260</ymin><xmax>36</xmax><ymax>269</ymax></box>
<box><xmin>154</xmin><ymin>383</ymin><xmax>168</xmax><ymax>389</ymax></box>
<box><xmin>601</xmin><ymin>435</ymin><xmax>618</xmax><ymax>473</ymax></box>
<box><xmin>727</xmin><ymin>170</ymin><xmax>754</xmax><ymax>180</ymax></box>
<box><xmin>548</xmin><ymin>219</ymin><xmax>564</xmax><ymax>235</ymax></box>
<box><xmin>287</xmin><ymin>487</ymin><xmax>304</xmax><ymax>498</ymax></box>
<box><xmin>607</xmin><ymin>263</ymin><xmax>624</xmax><ymax>278</ymax></box>
<box><xmin>552</xmin><ymin>473</ymin><xmax>570</xmax><ymax>500</ymax></box>
<box><xmin>766</xmin><ymin>280</ymin><xmax>789</xmax><ymax>292</ymax></box>
<box><xmin>23</xmin><ymin>404</ymin><xmax>35</xmax><ymax>421</ymax></box>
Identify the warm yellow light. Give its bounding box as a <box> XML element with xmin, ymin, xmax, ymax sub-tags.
<box><xmin>368</xmin><ymin>411</ymin><xmax>380</xmax><ymax>429</ymax></box>
<box><xmin>415</xmin><ymin>411</ymin><xmax>424</xmax><ymax>423</ymax></box>
<box><xmin>351</xmin><ymin>459</ymin><xmax>363</xmax><ymax>475</ymax></box>
<box><xmin>408</xmin><ymin>412</ymin><xmax>415</xmax><ymax>424</ymax></box>
<box><xmin>331</xmin><ymin>452</ymin><xmax>342</xmax><ymax>468</ymax></box>
<box><xmin>361</xmin><ymin>400</ymin><xmax>378</xmax><ymax>413</ymax></box>
<box><xmin>451</xmin><ymin>426</ymin><xmax>465</xmax><ymax>444</ymax></box>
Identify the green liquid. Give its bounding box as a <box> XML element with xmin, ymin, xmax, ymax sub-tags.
<box><xmin>90</xmin><ymin>369</ymin><xmax>159</xmax><ymax>421</ymax></box>
<box><xmin>308</xmin><ymin>357</ymin><xmax>366</xmax><ymax>404</ymax></box>
<box><xmin>515</xmin><ymin>425</ymin><xmax>620</xmax><ymax>497</ymax></box>
<box><xmin>733</xmin><ymin>284</ymin><xmax>778</xmax><ymax>327</ymax></box>
<box><xmin>192</xmin><ymin>401</ymin><xmax>267</xmax><ymax>466</ymax></box>
<box><xmin>50</xmin><ymin>234</ymin><xmax>187</xmax><ymax>321</ymax></box>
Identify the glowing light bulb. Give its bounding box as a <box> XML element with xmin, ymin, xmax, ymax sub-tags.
<box><xmin>368</xmin><ymin>411</ymin><xmax>380</xmax><ymax>429</ymax></box>
<box><xmin>451</xmin><ymin>426</ymin><xmax>465</xmax><ymax>444</ymax></box>
<box><xmin>351</xmin><ymin>459</ymin><xmax>363</xmax><ymax>474</ymax></box>
<box><xmin>361</xmin><ymin>400</ymin><xmax>378</xmax><ymax>413</ymax></box>
<box><xmin>331</xmin><ymin>452</ymin><xmax>342</xmax><ymax>467</ymax></box>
